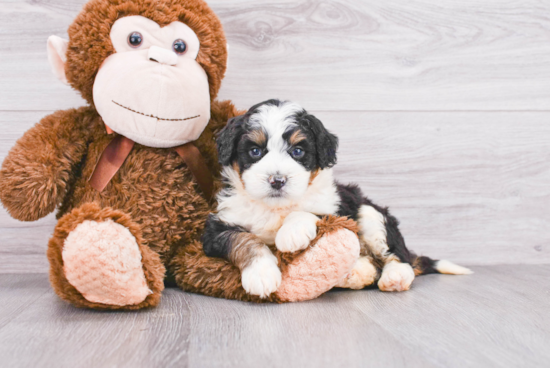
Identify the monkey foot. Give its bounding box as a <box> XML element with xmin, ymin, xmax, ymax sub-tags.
<box><xmin>276</xmin><ymin>227</ymin><xmax>360</xmax><ymax>302</ymax></box>
<box><xmin>62</xmin><ymin>219</ymin><xmax>152</xmax><ymax>306</ymax></box>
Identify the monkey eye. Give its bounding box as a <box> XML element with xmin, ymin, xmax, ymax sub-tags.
<box><xmin>173</xmin><ymin>39</ymin><xmax>187</xmax><ymax>54</ymax></box>
<box><xmin>128</xmin><ymin>32</ymin><xmax>143</xmax><ymax>48</ymax></box>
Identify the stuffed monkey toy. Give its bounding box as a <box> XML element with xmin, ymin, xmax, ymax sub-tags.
<box><xmin>0</xmin><ymin>0</ymin><xmax>360</xmax><ymax>310</ymax></box>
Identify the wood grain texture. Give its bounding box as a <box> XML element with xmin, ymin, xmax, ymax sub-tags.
<box><xmin>185</xmin><ymin>288</ymin><xmax>436</xmax><ymax>368</ymax></box>
<box><xmin>1</xmin><ymin>1</ymin><xmax>549</xmax><ymax>270</ymax></box>
<box><xmin>318</xmin><ymin>110</ymin><xmax>550</xmax><ymax>266</ymax></box>
<box><xmin>217</xmin><ymin>0</ymin><xmax>550</xmax><ymax>111</ymax></box>
<box><xmin>0</xmin><ymin>265</ymin><xmax>549</xmax><ymax>367</ymax></box>
<box><xmin>0</xmin><ymin>0</ymin><xmax>550</xmax><ymax>111</ymax></box>
<box><xmin>0</xmin><ymin>277</ymin><xmax>192</xmax><ymax>367</ymax></box>
<box><xmin>1</xmin><ymin>111</ymin><xmax>548</xmax><ymax>272</ymax></box>
<box><xmin>0</xmin><ymin>274</ymin><xmax>50</xmax><ymax>330</ymax></box>
<box><xmin>343</xmin><ymin>264</ymin><xmax>550</xmax><ymax>368</ymax></box>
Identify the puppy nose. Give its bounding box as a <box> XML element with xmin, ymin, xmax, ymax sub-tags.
<box><xmin>268</xmin><ymin>175</ymin><xmax>287</xmax><ymax>190</ymax></box>
<box><xmin>148</xmin><ymin>45</ymin><xmax>178</xmax><ymax>66</ymax></box>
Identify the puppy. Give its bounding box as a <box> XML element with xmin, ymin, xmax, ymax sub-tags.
<box><xmin>202</xmin><ymin>99</ymin><xmax>471</xmax><ymax>298</ymax></box>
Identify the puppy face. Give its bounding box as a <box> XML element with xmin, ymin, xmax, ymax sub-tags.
<box><xmin>217</xmin><ymin>99</ymin><xmax>338</xmax><ymax>206</ymax></box>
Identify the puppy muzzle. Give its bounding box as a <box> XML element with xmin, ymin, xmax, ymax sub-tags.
<box><xmin>268</xmin><ymin>175</ymin><xmax>287</xmax><ymax>190</ymax></box>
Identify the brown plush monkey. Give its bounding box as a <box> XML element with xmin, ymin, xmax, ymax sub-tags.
<box><xmin>0</xmin><ymin>0</ymin><xmax>360</xmax><ymax>310</ymax></box>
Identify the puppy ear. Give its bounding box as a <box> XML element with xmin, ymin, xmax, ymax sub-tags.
<box><xmin>217</xmin><ymin>116</ymin><xmax>245</xmax><ymax>166</ymax></box>
<box><xmin>302</xmin><ymin>114</ymin><xmax>338</xmax><ymax>169</ymax></box>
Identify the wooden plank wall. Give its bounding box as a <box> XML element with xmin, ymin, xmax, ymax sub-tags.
<box><xmin>0</xmin><ymin>0</ymin><xmax>549</xmax><ymax>272</ymax></box>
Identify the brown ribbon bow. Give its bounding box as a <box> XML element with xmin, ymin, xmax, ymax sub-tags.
<box><xmin>89</xmin><ymin>135</ymin><xmax>214</xmax><ymax>201</ymax></box>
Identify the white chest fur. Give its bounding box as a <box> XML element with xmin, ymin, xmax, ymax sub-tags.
<box><xmin>217</xmin><ymin>168</ymin><xmax>340</xmax><ymax>245</ymax></box>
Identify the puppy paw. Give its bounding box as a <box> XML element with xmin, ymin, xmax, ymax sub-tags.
<box><xmin>241</xmin><ymin>256</ymin><xmax>282</xmax><ymax>298</ymax></box>
<box><xmin>275</xmin><ymin>212</ymin><xmax>318</xmax><ymax>253</ymax></box>
<box><xmin>378</xmin><ymin>261</ymin><xmax>415</xmax><ymax>292</ymax></box>
<box><xmin>337</xmin><ymin>257</ymin><xmax>378</xmax><ymax>289</ymax></box>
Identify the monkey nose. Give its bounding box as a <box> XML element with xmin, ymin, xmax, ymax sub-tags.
<box><xmin>268</xmin><ymin>175</ymin><xmax>287</xmax><ymax>190</ymax></box>
<box><xmin>148</xmin><ymin>45</ymin><xmax>178</xmax><ymax>66</ymax></box>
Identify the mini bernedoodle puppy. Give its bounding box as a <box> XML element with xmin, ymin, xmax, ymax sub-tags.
<box><xmin>202</xmin><ymin>99</ymin><xmax>472</xmax><ymax>298</ymax></box>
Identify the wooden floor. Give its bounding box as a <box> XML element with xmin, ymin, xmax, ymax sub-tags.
<box><xmin>0</xmin><ymin>265</ymin><xmax>548</xmax><ymax>368</ymax></box>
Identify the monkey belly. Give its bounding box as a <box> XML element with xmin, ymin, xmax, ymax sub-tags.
<box><xmin>61</xmin><ymin>144</ymin><xmax>216</xmax><ymax>261</ymax></box>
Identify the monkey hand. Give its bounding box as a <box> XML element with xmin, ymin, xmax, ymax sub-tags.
<box><xmin>0</xmin><ymin>109</ymin><xmax>89</xmax><ymax>221</ymax></box>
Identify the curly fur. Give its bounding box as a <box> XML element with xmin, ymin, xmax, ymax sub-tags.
<box><xmin>170</xmin><ymin>215</ymin><xmax>359</xmax><ymax>303</ymax></box>
<box><xmin>66</xmin><ymin>0</ymin><xmax>227</xmax><ymax>105</ymax></box>
<box><xmin>0</xmin><ymin>0</ymin><xmax>360</xmax><ymax>309</ymax></box>
<box><xmin>0</xmin><ymin>108</ymin><xmax>91</xmax><ymax>221</ymax></box>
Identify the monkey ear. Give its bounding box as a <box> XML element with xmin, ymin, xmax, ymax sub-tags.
<box><xmin>47</xmin><ymin>36</ymin><xmax>69</xmax><ymax>85</ymax></box>
<box><xmin>217</xmin><ymin>116</ymin><xmax>245</xmax><ymax>166</ymax></box>
<box><xmin>302</xmin><ymin>114</ymin><xmax>339</xmax><ymax>169</ymax></box>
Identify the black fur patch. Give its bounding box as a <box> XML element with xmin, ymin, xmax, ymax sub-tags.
<box><xmin>202</xmin><ymin>214</ymin><xmax>247</xmax><ymax>259</ymax></box>
<box><xmin>216</xmin><ymin>99</ymin><xmax>339</xmax><ymax>173</ymax></box>
<box><xmin>336</xmin><ymin>182</ymin><xmax>413</xmax><ymax>265</ymax></box>
<box><xmin>293</xmin><ymin>111</ymin><xmax>338</xmax><ymax>169</ymax></box>
<box><xmin>235</xmin><ymin>129</ymin><xmax>268</xmax><ymax>172</ymax></box>
<box><xmin>362</xmin><ymin>197</ymin><xmax>413</xmax><ymax>264</ymax></box>
<box><xmin>336</xmin><ymin>182</ymin><xmax>363</xmax><ymax>220</ymax></box>
<box><xmin>217</xmin><ymin>100</ymin><xmax>279</xmax><ymax>172</ymax></box>
<box><xmin>414</xmin><ymin>256</ymin><xmax>439</xmax><ymax>275</ymax></box>
<box><xmin>217</xmin><ymin>115</ymin><xmax>246</xmax><ymax>167</ymax></box>
<box><xmin>282</xmin><ymin>127</ymin><xmax>317</xmax><ymax>171</ymax></box>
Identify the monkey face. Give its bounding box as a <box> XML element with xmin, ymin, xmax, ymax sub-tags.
<box><xmin>92</xmin><ymin>16</ymin><xmax>211</xmax><ymax>148</ymax></box>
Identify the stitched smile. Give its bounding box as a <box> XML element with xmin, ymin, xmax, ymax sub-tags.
<box><xmin>112</xmin><ymin>101</ymin><xmax>200</xmax><ymax>122</ymax></box>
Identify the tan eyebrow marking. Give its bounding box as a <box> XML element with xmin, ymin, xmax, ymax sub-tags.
<box><xmin>246</xmin><ymin>129</ymin><xmax>267</xmax><ymax>146</ymax></box>
<box><xmin>289</xmin><ymin>129</ymin><xmax>307</xmax><ymax>146</ymax></box>
<box><xmin>112</xmin><ymin>101</ymin><xmax>200</xmax><ymax>121</ymax></box>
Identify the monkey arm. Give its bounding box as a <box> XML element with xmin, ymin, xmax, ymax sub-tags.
<box><xmin>0</xmin><ymin>108</ymin><xmax>92</xmax><ymax>221</ymax></box>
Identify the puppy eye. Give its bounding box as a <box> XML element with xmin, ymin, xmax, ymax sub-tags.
<box><xmin>128</xmin><ymin>32</ymin><xmax>143</xmax><ymax>48</ymax></box>
<box><xmin>291</xmin><ymin>147</ymin><xmax>305</xmax><ymax>158</ymax></box>
<box><xmin>249</xmin><ymin>147</ymin><xmax>263</xmax><ymax>158</ymax></box>
<box><xmin>173</xmin><ymin>39</ymin><xmax>187</xmax><ymax>54</ymax></box>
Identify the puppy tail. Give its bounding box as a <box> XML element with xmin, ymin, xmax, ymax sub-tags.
<box><xmin>412</xmin><ymin>256</ymin><xmax>473</xmax><ymax>276</ymax></box>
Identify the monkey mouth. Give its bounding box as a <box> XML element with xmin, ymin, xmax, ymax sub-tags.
<box><xmin>112</xmin><ymin>101</ymin><xmax>200</xmax><ymax>122</ymax></box>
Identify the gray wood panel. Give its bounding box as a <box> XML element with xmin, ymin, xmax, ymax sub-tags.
<box><xmin>0</xmin><ymin>265</ymin><xmax>549</xmax><ymax>367</ymax></box>
<box><xmin>0</xmin><ymin>278</ymin><xmax>192</xmax><ymax>368</ymax></box>
<box><xmin>319</xmin><ymin>110</ymin><xmax>550</xmax><ymax>266</ymax></box>
<box><xmin>185</xmin><ymin>288</ymin><xmax>435</xmax><ymax>368</ymax></box>
<box><xmin>345</xmin><ymin>264</ymin><xmax>550</xmax><ymax>368</ymax></box>
<box><xmin>1</xmin><ymin>0</ymin><xmax>550</xmax><ymax>111</ymax></box>
<box><xmin>1</xmin><ymin>110</ymin><xmax>549</xmax><ymax>272</ymax></box>
<box><xmin>0</xmin><ymin>274</ymin><xmax>50</xmax><ymax>330</ymax></box>
<box><xmin>1</xmin><ymin>1</ymin><xmax>549</xmax><ymax>270</ymax></box>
